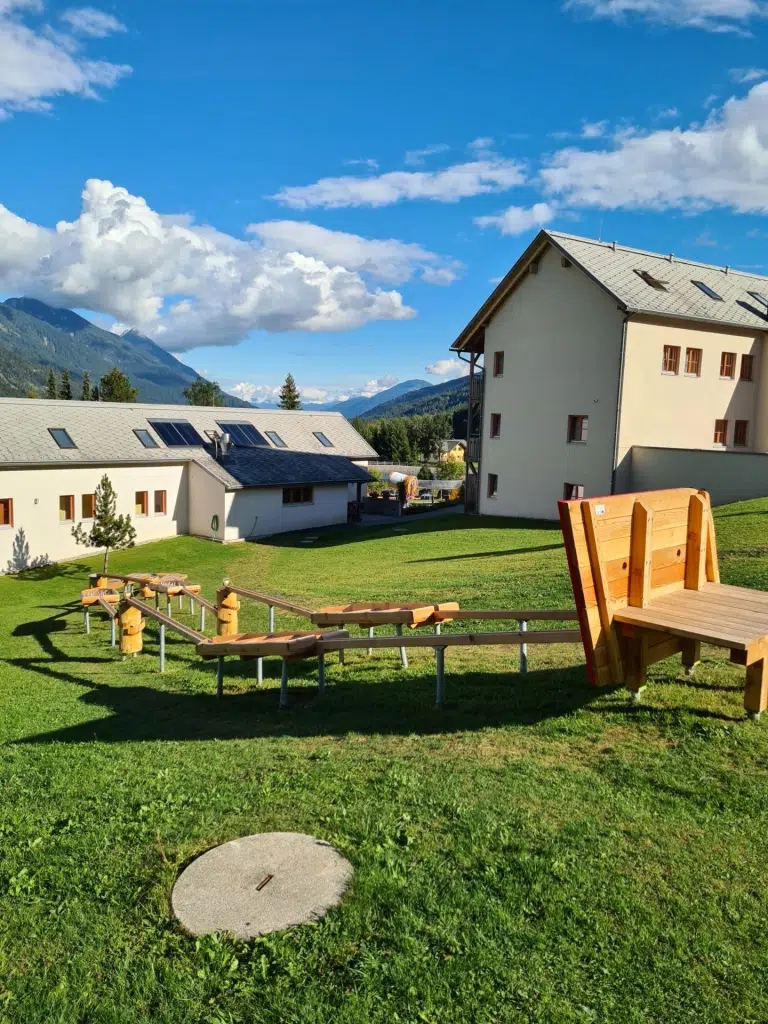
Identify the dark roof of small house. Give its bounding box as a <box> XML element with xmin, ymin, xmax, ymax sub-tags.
<box><xmin>208</xmin><ymin>445</ymin><xmax>373</xmax><ymax>490</ymax></box>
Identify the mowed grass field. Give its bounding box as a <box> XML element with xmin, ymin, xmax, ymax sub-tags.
<box><xmin>2</xmin><ymin>501</ymin><xmax>768</xmax><ymax>1023</ymax></box>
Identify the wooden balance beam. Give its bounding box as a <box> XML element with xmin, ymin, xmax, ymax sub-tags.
<box><xmin>559</xmin><ymin>487</ymin><xmax>768</xmax><ymax>719</ymax></box>
<box><xmin>117</xmin><ymin>596</ymin><xmax>205</xmax><ymax>672</ymax></box>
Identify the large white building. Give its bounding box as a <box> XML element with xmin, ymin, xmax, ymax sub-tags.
<box><xmin>0</xmin><ymin>399</ymin><xmax>375</xmax><ymax>572</ymax></box>
<box><xmin>452</xmin><ymin>230</ymin><xmax>768</xmax><ymax>518</ymax></box>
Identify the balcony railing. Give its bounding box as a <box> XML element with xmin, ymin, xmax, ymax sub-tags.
<box><xmin>467</xmin><ymin>437</ymin><xmax>481</xmax><ymax>463</ymax></box>
<box><xmin>469</xmin><ymin>375</ymin><xmax>484</xmax><ymax>400</ymax></box>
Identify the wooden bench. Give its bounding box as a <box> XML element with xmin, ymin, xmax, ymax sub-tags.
<box><xmin>558</xmin><ymin>487</ymin><xmax>768</xmax><ymax>719</ymax></box>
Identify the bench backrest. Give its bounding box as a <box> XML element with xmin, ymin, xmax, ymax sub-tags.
<box><xmin>558</xmin><ymin>488</ymin><xmax>719</xmax><ymax>686</ymax></box>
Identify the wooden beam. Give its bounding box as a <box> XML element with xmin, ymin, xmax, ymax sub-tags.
<box><xmin>685</xmin><ymin>494</ymin><xmax>707</xmax><ymax>591</ymax></box>
<box><xmin>699</xmin><ymin>490</ymin><xmax>720</xmax><ymax>584</ymax></box>
<box><xmin>222</xmin><ymin>581</ymin><xmax>314</xmax><ymax>618</ymax></box>
<box><xmin>581</xmin><ymin>502</ymin><xmax>623</xmax><ymax>683</ymax></box>
<box><xmin>124</xmin><ymin>596</ymin><xmax>204</xmax><ymax>644</ymax></box>
<box><xmin>316</xmin><ymin>629</ymin><xmax>580</xmax><ymax>652</ymax></box>
<box><xmin>629</xmin><ymin>500</ymin><xmax>654</xmax><ymax>608</ymax></box>
<box><xmin>433</xmin><ymin>608</ymin><xmax>577</xmax><ymax>622</ymax></box>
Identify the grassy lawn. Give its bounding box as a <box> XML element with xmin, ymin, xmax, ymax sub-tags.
<box><xmin>2</xmin><ymin>502</ymin><xmax>768</xmax><ymax>1023</ymax></box>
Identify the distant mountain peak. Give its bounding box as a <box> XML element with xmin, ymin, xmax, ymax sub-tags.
<box><xmin>5</xmin><ymin>296</ymin><xmax>93</xmax><ymax>333</ymax></box>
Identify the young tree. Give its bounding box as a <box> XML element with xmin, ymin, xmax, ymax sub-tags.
<box><xmin>26</xmin><ymin>387</ymin><xmax>39</xmax><ymax>399</ymax></box>
<box><xmin>100</xmin><ymin>367</ymin><xmax>138</xmax><ymax>403</ymax></box>
<box><xmin>184</xmin><ymin>376</ymin><xmax>225</xmax><ymax>406</ymax></box>
<box><xmin>278</xmin><ymin>373</ymin><xmax>302</xmax><ymax>410</ymax></box>
<box><xmin>72</xmin><ymin>474</ymin><xmax>137</xmax><ymax>573</ymax></box>
<box><xmin>91</xmin><ymin>385</ymin><xmax>100</xmax><ymax>401</ymax></box>
<box><xmin>60</xmin><ymin>369</ymin><xmax>72</xmax><ymax>400</ymax></box>
<box><xmin>46</xmin><ymin>369</ymin><xmax>56</xmax><ymax>400</ymax></box>
<box><xmin>81</xmin><ymin>371</ymin><xmax>91</xmax><ymax>401</ymax></box>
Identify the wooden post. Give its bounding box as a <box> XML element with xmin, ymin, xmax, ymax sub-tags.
<box><xmin>699</xmin><ymin>490</ymin><xmax>720</xmax><ymax>584</ymax></box>
<box><xmin>216</xmin><ymin>584</ymin><xmax>240</xmax><ymax>636</ymax></box>
<box><xmin>629</xmin><ymin>501</ymin><xmax>654</xmax><ymax>608</ymax></box>
<box><xmin>624</xmin><ymin>635</ymin><xmax>647</xmax><ymax>701</ymax></box>
<box><xmin>681</xmin><ymin>638</ymin><xmax>701</xmax><ymax>676</ymax></box>
<box><xmin>119</xmin><ymin>603</ymin><xmax>144</xmax><ymax>657</ymax></box>
<box><xmin>581</xmin><ymin>502</ymin><xmax>622</xmax><ymax>683</ymax></box>
<box><xmin>745</xmin><ymin>657</ymin><xmax>768</xmax><ymax>720</ymax></box>
<box><xmin>685</xmin><ymin>494</ymin><xmax>707</xmax><ymax>591</ymax></box>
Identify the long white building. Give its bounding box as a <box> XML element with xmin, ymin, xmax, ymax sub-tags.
<box><xmin>0</xmin><ymin>399</ymin><xmax>376</xmax><ymax>572</ymax></box>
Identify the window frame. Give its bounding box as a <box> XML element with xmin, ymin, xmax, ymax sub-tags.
<box><xmin>265</xmin><ymin>430</ymin><xmax>287</xmax><ymax>448</ymax></box>
<box><xmin>282</xmin><ymin>485</ymin><xmax>314</xmax><ymax>506</ymax></box>
<box><xmin>720</xmin><ymin>352</ymin><xmax>736</xmax><ymax>379</ymax></box>
<box><xmin>662</xmin><ymin>345</ymin><xmax>680</xmax><ymax>375</ymax></box>
<box><xmin>692</xmin><ymin>280</ymin><xmax>723</xmax><ymax>301</ymax></box>
<box><xmin>0</xmin><ymin>497</ymin><xmax>13</xmax><ymax>529</ymax></box>
<box><xmin>740</xmin><ymin>354</ymin><xmax>754</xmax><ymax>381</ymax></box>
<box><xmin>313</xmin><ymin>431</ymin><xmax>334</xmax><ymax>448</ymax></box>
<box><xmin>713</xmin><ymin>419</ymin><xmax>728</xmax><ymax>446</ymax></box>
<box><xmin>134</xmin><ymin>490</ymin><xmax>149</xmax><ymax>517</ymax></box>
<box><xmin>134</xmin><ymin>428</ymin><xmax>159</xmax><ymax>449</ymax></box>
<box><xmin>684</xmin><ymin>347</ymin><xmax>702</xmax><ymax>377</ymax></box>
<box><xmin>48</xmin><ymin>427</ymin><xmax>77</xmax><ymax>449</ymax></box>
<box><xmin>59</xmin><ymin>494</ymin><xmax>75</xmax><ymax>523</ymax></box>
<box><xmin>487</xmin><ymin>473</ymin><xmax>498</xmax><ymax>499</ymax></box>
<box><xmin>734</xmin><ymin>420</ymin><xmax>749</xmax><ymax>447</ymax></box>
<box><xmin>154</xmin><ymin>489</ymin><xmax>167</xmax><ymax>515</ymax></box>
<box><xmin>81</xmin><ymin>493</ymin><xmax>95</xmax><ymax>520</ymax></box>
<box><xmin>563</xmin><ymin>483</ymin><xmax>584</xmax><ymax>500</ymax></box>
<box><xmin>493</xmin><ymin>351</ymin><xmax>504</xmax><ymax>377</ymax></box>
<box><xmin>490</xmin><ymin>413</ymin><xmax>501</xmax><ymax>439</ymax></box>
<box><xmin>567</xmin><ymin>414</ymin><xmax>589</xmax><ymax>443</ymax></box>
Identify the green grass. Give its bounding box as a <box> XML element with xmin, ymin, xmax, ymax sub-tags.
<box><xmin>2</xmin><ymin>502</ymin><xmax>768</xmax><ymax>1023</ymax></box>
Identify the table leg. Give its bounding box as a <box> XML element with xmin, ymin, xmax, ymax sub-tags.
<box><xmin>745</xmin><ymin>657</ymin><xmax>768</xmax><ymax>721</ymax></box>
<box><xmin>681</xmin><ymin>639</ymin><xmax>701</xmax><ymax>677</ymax></box>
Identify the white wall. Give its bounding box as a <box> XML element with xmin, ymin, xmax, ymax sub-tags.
<box><xmin>479</xmin><ymin>244</ymin><xmax>624</xmax><ymax>519</ymax></box>
<box><xmin>628</xmin><ymin>446</ymin><xmax>768</xmax><ymax>506</ymax></box>
<box><xmin>224</xmin><ymin>484</ymin><xmax>349</xmax><ymax>541</ymax></box>
<box><xmin>188</xmin><ymin>462</ymin><xmax>226</xmax><ymax>542</ymax></box>
<box><xmin>0</xmin><ymin>462</ymin><xmax>188</xmax><ymax>572</ymax></box>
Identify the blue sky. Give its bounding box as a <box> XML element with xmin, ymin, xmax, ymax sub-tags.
<box><xmin>1</xmin><ymin>0</ymin><xmax>768</xmax><ymax>405</ymax></box>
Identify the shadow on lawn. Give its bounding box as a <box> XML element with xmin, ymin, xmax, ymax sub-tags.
<box><xmin>410</xmin><ymin>543</ymin><xmax>563</xmax><ymax>564</ymax></box>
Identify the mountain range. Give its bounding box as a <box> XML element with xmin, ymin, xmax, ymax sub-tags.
<box><xmin>0</xmin><ymin>297</ymin><xmax>249</xmax><ymax>406</ymax></box>
<box><xmin>358</xmin><ymin>374</ymin><xmax>469</xmax><ymax>419</ymax></box>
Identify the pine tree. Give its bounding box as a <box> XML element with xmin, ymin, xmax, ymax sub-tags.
<box><xmin>46</xmin><ymin>369</ymin><xmax>56</xmax><ymax>400</ymax></box>
<box><xmin>72</xmin><ymin>474</ymin><xmax>137</xmax><ymax>573</ymax></box>
<box><xmin>184</xmin><ymin>376</ymin><xmax>224</xmax><ymax>406</ymax></box>
<box><xmin>81</xmin><ymin>371</ymin><xmax>91</xmax><ymax>401</ymax></box>
<box><xmin>99</xmin><ymin>367</ymin><xmax>138</xmax><ymax>403</ymax></box>
<box><xmin>278</xmin><ymin>373</ymin><xmax>302</xmax><ymax>410</ymax></box>
<box><xmin>60</xmin><ymin>369</ymin><xmax>72</xmax><ymax>400</ymax></box>
<box><xmin>91</xmin><ymin>385</ymin><xmax>100</xmax><ymax>401</ymax></box>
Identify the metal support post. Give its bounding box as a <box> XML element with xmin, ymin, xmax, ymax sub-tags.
<box><xmin>520</xmin><ymin>620</ymin><xmax>528</xmax><ymax>674</ymax></box>
<box><xmin>268</xmin><ymin>605</ymin><xmax>275</xmax><ymax>633</ymax></box>
<box><xmin>200</xmin><ymin>605</ymin><xmax>206</xmax><ymax>632</ymax></box>
<box><xmin>396</xmin><ymin>623</ymin><xmax>408</xmax><ymax>669</ymax></box>
<box><xmin>435</xmin><ymin>622</ymin><xmax>442</xmax><ymax>635</ymax></box>
<box><xmin>178</xmin><ymin>593</ymin><xmax>183</xmax><ymax>611</ymax></box>
<box><xmin>339</xmin><ymin>648</ymin><xmax>345</xmax><ymax>665</ymax></box>
<box><xmin>155</xmin><ymin>592</ymin><xmax>160</xmax><ymax>610</ymax></box>
<box><xmin>368</xmin><ymin>626</ymin><xmax>374</xmax><ymax>655</ymax></box>
<box><xmin>84</xmin><ymin>610</ymin><xmax>90</xmax><ymax>634</ymax></box>
<box><xmin>167</xmin><ymin>595</ymin><xmax>173</xmax><ymax>619</ymax></box>
<box><xmin>257</xmin><ymin>657</ymin><xmax>263</xmax><ymax>685</ymax></box>
<box><xmin>110</xmin><ymin>617</ymin><xmax>116</xmax><ymax>647</ymax></box>
<box><xmin>159</xmin><ymin>623</ymin><xmax>166</xmax><ymax>673</ymax></box>
<box><xmin>216</xmin><ymin>656</ymin><xmax>224</xmax><ymax>698</ymax></box>
<box><xmin>279</xmin><ymin>658</ymin><xmax>289</xmax><ymax>709</ymax></box>
<box><xmin>318</xmin><ymin>653</ymin><xmax>325</xmax><ymax>695</ymax></box>
<box><xmin>435</xmin><ymin>647</ymin><xmax>446</xmax><ymax>707</ymax></box>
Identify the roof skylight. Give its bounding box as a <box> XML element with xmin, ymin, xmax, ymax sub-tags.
<box><xmin>747</xmin><ymin>290</ymin><xmax>768</xmax><ymax>308</ymax></box>
<box><xmin>313</xmin><ymin>431</ymin><xmax>334</xmax><ymax>448</ymax></box>
<box><xmin>134</xmin><ymin>428</ymin><xmax>159</xmax><ymax>449</ymax></box>
<box><xmin>692</xmin><ymin>280</ymin><xmax>723</xmax><ymax>301</ymax></box>
<box><xmin>265</xmin><ymin>430</ymin><xmax>287</xmax><ymax>448</ymax></box>
<box><xmin>48</xmin><ymin>428</ymin><xmax>76</xmax><ymax>449</ymax></box>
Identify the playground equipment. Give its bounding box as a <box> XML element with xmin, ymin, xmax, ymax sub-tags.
<box><xmin>80</xmin><ymin>587</ymin><xmax>120</xmax><ymax>645</ymax></box>
<box><xmin>559</xmin><ymin>486</ymin><xmax>768</xmax><ymax>719</ymax></box>
<box><xmin>117</xmin><ymin>596</ymin><xmax>205</xmax><ymax>671</ymax></box>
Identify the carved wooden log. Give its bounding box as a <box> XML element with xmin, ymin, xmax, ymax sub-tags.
<box><xmin>119</xmin><ymin>603</ymin><xmax>145</xmax><ymax>655</ymax></box>
<box><xmin>216</xmin><ymin>586</ymin><xmax>240</xmax><ymax>636</ymax></box>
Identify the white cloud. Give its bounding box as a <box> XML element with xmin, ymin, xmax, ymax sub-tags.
<box><xmin>404</xmin><ymin>143</ymin><xmax>450</xmax><ymax>166</ymax></box>
<box><xmin>0</xmin><ymin>1</ymin><xmax>130</xmax><ymax>118</ymax></box>
<box><xmin>344</xmin><ymin>157</ymin><xmax>379</xmax><ymax>170</ymax></box>
<box><xmin>425</xmin><ymin>358</ymin><xmax>469</xmax><ymax>378</ymax></box>
<box><xmin>729</xmin><ymin>66</ymin><xmax>768</xmax><ymax>82</ymax></box>
<box><xmin>228</xmin><ymin>375</ymin><xmax>400</xmax><ymax>407</ymax></box>
<box><xmin>60</xmin><ymin>6</ymin><xmax>126</xmax><ymax>37</ymax></box>
<box><xmin>564</xmin><ymin>0</ymin><xmax>768</xmax><ymax>32</ymax></box>
<box><xmin>0</xmin><ymin>178</ymin><xmax>415</xmax><ymax>351</ymax></box>
<box><xmin>694</xmin><ymin>230</ymin><xmax>718</xmax><ymax>246</ymax></box>
<box><xmin>270</xmin><ymin>156</ymin><xmax>526</xmax><ymax>209</ymax></box>
<box><xmin>541</xmin><ymin>82</ymin><xmax>768</xmax><ymax>213</ymax></box>
<box><xmin>654</xmin><ymin>106</ymin><xmax>680</xmax><ymax>119</ymax></box>
<box><xmin>468</xmin><ymin>136</ymin><xmax>495</xmax><ymax>156</ymax></box>
<box><xmin>475</xmin><ymin>202</ymin><xmax>556</xmax><ymax>235</ymax></box>
<box><xmin>248</xmin><ymin>220</ymin><xmax>463</xmax><ymax>285</ymax></box>
<box><xmin>581</xmin><ymin>120</ymin><xmax>608</xmax><ymax>138</ymax></box>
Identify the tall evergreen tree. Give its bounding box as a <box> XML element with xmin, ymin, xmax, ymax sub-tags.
<box><xmin>46</xmin><ymin>369</ymin><xmax>56</xmax><ymax>400</ymax></box>
<box><xmin>184</xmin><ymin>376</ymin><xmax>224</xmax><ymax>406</ymax></box>
<box><xmin>60</xmin><ymin>369</ymin><xmax>72</xmax><ymax>400</ymax></box>
<box><xmin>81</xmin><ymin>371</ymin><xmax>91</xmax><ymax>401</ymax></box>
<box><xmin>278</xmin><ymin>373</ymin><xmax>302</xmax><ymax>410</ymax></box>
<box><xmin>72</xmin><ymin>474</ymin><xmax>137</xmax><ymax>573</ymax></box>
<box><xmin>91</xmin><ymin>385</ymin><xmax>100</xmax><ymax>401</ymax></box>
<box><xmin>99</xmin><ymin>368</ymin><xmax>138</xmax><ymax>403</ymax></box>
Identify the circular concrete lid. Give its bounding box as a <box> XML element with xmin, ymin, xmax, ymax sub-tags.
<box><xmin>171</xmin><ymin>832</ymin><xmax>353</xmax><ymax>939</ymax></box>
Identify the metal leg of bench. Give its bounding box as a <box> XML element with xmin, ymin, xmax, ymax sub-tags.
<box><xmin>279</xmin><ymin>658</ymin><xmax>289</xmax><ymax>709</ymax></box>
<box><xmin>396</xmin><ymin>624</ymin><xmax>408</xmax><ymax>669</ymax></box>
<box><xmin>167</xmin><ymin>595</ymin><xmax>173</xmax><ymax>619</ymax></box>
<box><xmin>368</xmin><ymin>626</ymin><xmax>374</xmax><ymax>655</ymax></box>
<box><xmin>435</xmin><ymin>647</ymin><xmax>446</xmax><ymax>708</ymax></box>
<box><xmin>256</xmin><ymin>657</ymin><xmax>263</xmax><ymax>686</ymax></box>
<box><xmin>84</xmin><ymin>610</ymin><xmax>90</xmax><ymax>634</ymax></box>
<box><xmin>318</xmin><ymin>653</ymin><xmax>325</xmax><ymax>695</ymax></box>
<box><xmin>520</xmin><ymin>619</ymin><xmax>528</xmax><ymax>674</ymax></box>
<box><xmin>268</xmin><ymin>605</ymin><xmax>275</xmax><ymax>634</ymax></box>
<box><xmin>159</xmin><ymin>623</ymin><xmax>165</xmax><ymax>673</ymax></box>
<box><xmin>216</xmin><ymin>656</ymin><xmax>224</xmax><ymax>698</ymax></box>
<box><xmin>110</xmin><ymin>617</ymin><xmax>116</xmax><ymax>647</ymax></box>
<box><xmin>200</xmin><ymin>605</ymin><xmax>206</xmax><ymax>632</ymax></box>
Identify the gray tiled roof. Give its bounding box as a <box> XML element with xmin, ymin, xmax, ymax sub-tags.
<box><xmin>0</xmin><ymin>398</ymin><xmax>377</xmax><ymax>488</ymax></box>
<box><xmin>549</xmin><ymin>231</ymin><xmax>768</xmax><ymax>331</ymax></box>
<box><xmin>210</xmin><ymin>446</ymin><xmax>373</xmax><ymax>488</ymax></box>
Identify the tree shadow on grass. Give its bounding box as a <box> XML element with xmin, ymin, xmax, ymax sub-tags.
<box><xmin>5</xmin><ymin>560</ymin><xmax>92</xmax><ymax>583</ymax></box>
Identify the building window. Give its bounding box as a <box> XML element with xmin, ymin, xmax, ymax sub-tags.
<box><xmin>564</xmin><ymin>483</ymin><xmax>584</xmax><ymax>500</ymax></box>
<box><xmin>692</xmin><ymin>280</ymin><xmax>723</xmax><ymax>301</ymax></box>
<box><xmin>313</xmin><ymin>431</ymin><xmax>334</xmax><ymax>448</ymax></box>
<box><xmin>0</xmin><ymin>498</ymin><xmax>13</xmax><ymax>528</ymax></box>
<box><xmin>685</xmin><ymin>348</ymin><xmax>702</xmax><ymax>376</ymax></box>
<box><xmin>135</xmin><ymin>491</ymin><xmax>148</xmax><ymax>516</ymax></box>
<box><xmin>283</xmin><ymin>486</ymin><xmax>313</xmax><ymax>505</ymax></box>
<box><xmin>49</xmin><ymin>428</ymin><xmax>77</xmax><ymax>449</ymax></box>
<box><xmin>713</xmin><ymin>419</ymin><xmax>728</xmax><ymax>446</ymax></box>
<box><xmin>734</xmin><ymin>420</ymin><xmax>749</xmax><ymax>447</ymax></box>
<box><xmin>662</xmin><ymin>345</ymin><xmax>680</xmax><ymax>374</ymax></box>
<box><xmin>493</xmin><ymin>351</ymin><xmax>504</xmax><ymax>376</ymax></box>
<box><xmin>487</xmin><ymin>473</ymin><xmax>498</xmax><ymax>499</ymax></box>
<box><xmin>81</xmin><ymin>494</ymin><xmax>95</xmax><ymax>519</ymax></box>
<box><xmin>59</xmin><ymin>495</ymin><xmax>74</xmax><ymax>522</ymax></box>
<box><xmin>154</xmin><ymin>490</ymin><xmax>167</xmax><ymax>514</ymax></box>
<box><xmin>134</xmin><ymin>428</ymin><xmax>159</xmax><ymax>448</ymax></box>
<box><xmin>741</xmin><ymin>354</ymin><xmax>754</xmax><ymax>381</ymax></box>
<box><xmin>567</xmin><ymin>415</ymin><xmax>588</xmax><ymax>443</ymax></box>
<box><xmin>490</xmin><ymin>413</ymin><xmax>501</xmax><ymax>438</ymax></box>
<box><xmin>265</xmin><ymin>430</ymin><xmax>287</xmax><ymax>448</ymax></box>
<box><xmin>720</xmin><ymin>352</ymin><xmax>736</xmax><ymax>379</ymax></box>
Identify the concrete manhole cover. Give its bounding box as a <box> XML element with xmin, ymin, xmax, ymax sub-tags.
<box><xmin>171</xmin><ymin>832</ymin><xmax>353</xmax><ymax>939</ymax></box>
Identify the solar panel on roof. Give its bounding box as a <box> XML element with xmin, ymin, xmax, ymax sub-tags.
<box><xmin>692</xmin><ymin>280</ymin><xmax>723</xmax><ymax>301</ymax></box>
<box><xmin>216</xmin><ymin>422</ymin><xmax>267</xmax><ymax>446</ymax></box>
<box><xmin>148</xmin><ymin>420</ymin><xmax>204</xmax><ymax>446</ymax></box>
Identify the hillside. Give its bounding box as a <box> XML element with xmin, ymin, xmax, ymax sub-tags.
<box><xmin>0</xmin><ymin>298</ymin><xmax>249</xmax><ymax>406</ymax></box>
<box><xmin>359</xmin><ymin>374</ymin><xmax>469</xmax><ymax>419</ymax></box>
<box><xmin>325</xmin><ymin>378</ymin><xmax>430</xmax><ymax>417</ymax></box>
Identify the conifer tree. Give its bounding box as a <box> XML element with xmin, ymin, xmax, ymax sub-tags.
<box><xmin>72</xmin><ymin>474</ymin><xmax>136</xmax><ymax>573</ymax></box>
<box><xmin>81</xmin><ymin>371</ymin><xmax>91</xmax><ymax>401</ymax></box>
<box><xmin>91</xmin><ymin>385</ymin><xmax>100</xmax><ymax>401</ymax></box>
<box><xmin>46</xmin><ymin>369</ymin><xmax>56</xmax><ymax>400</ymax></box>
<box><xmin>99</xmin><ymin>367</ymin><xmax>138</xmax><ymax>403</ymax></box>
<box><xmin>278</xmin><ymin>372</ymin><xmax>302</xmax><ymax>410</ymax></box>
<box><xmin>60</xmin><ymin>370</ymin><xmax>72</xmax><ymax>400</ymax></box>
